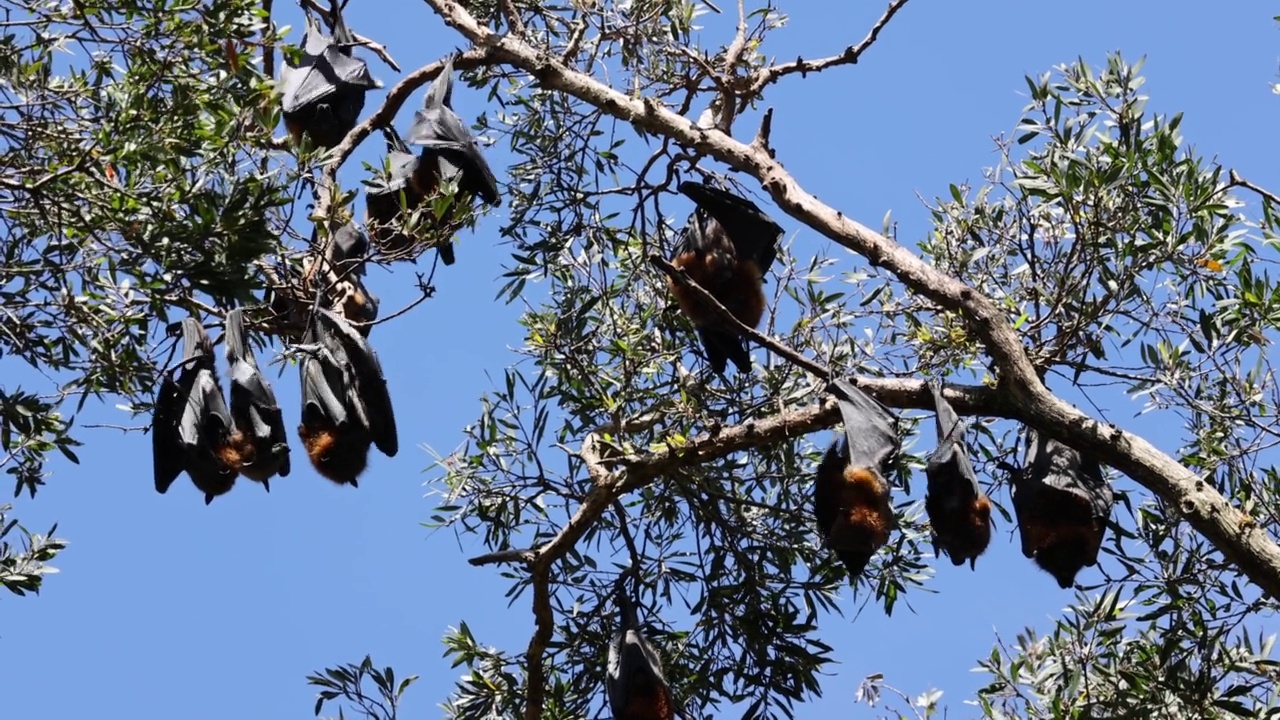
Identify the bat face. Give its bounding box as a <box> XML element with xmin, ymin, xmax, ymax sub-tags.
<box><xmin>607</xmin><ymin>582</ymin><xmax>677</xmax><ymax>720</ymax></box>
<box><xmin>295</xmin><ymin>305</ymin><xmax>398</xmax><ymax>487</ymax></box>
<box><xmin>1011</xmin><ymin>432</ymin><xmax>1113</xmax><ymax>588</ymax></box>
<box><xmin>224</xmin><ymin>308</ymin><xmax>291</xmax><ymax>490</ymax></box>
<box><xmin>666</xmin><ymin>181</ymin><xmax>782</xmax><ymax>376</ymax></box>
<box><xmin>151</xmin><ymin>317</ymin><xmax>241</xmax><ymax>504</ymax></box>
<box><xmin>279</xmin><ymin>7</ymin><xmax>378</xmax><ymax>149</ymax></box>
<box><xmin>924</xmin><ymin>383</ymin><xmax>993</xmax><ymax>569</ymax></box>
<box><xmin>403</xmin><ymin>54</ymin><xmax>502</xmax><ymax>267</ymax></box>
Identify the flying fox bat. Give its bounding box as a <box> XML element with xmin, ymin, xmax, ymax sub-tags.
<box><xmin>224</xmin><ymin>308</ymin><xmax>291</xmax><ymax>490</ymax></box>
<box><xmin>404</xmin><ymin>53</ymin><xmax>501</xmax><ymax>266</ymax></box>
<box><xmin>151</xmin><ymin>317</ymin><xmax>240</xmax><ymax>504</ymax></box>
<box><xmin>667</xmin><ymin>179</ymin><xmax>783</xmax><ymax>375</ymax></box>
<box><xmin>606</xmin><ymin>577</ymin><xmax>679</xmax><ymax>720</ymax></box>
<box><xmin>1009</xmin><ymin>429</ymin><xmax>1113</xmax><ymax>588</ymax></box>
<box><xmin>302</xmin><ymin>220</ymin><xmax>379</xmax><ymax>335</ymax></box>
<box><xmin>364</xmin><ymin>125</ymin><xmax>427</xmax><ymax>257</ymax></box>
<box><xmin>279</xmin><ymin>0</ymin><xmax>379</xmax><ymax>149</ymax></box>
<box><xmin>294</xmin><ymin>290</ymin><xmax>398</xmax><ymax>487</ymax></box>
<box><xmin>924</xmin><ymin>382</ymin><xmax>992</xmax><ymax>569</ymax></box>
<box><xmin>813</xmin><ymin>378</ymin><xmax>899</xmax><ymax>579</ymax></box>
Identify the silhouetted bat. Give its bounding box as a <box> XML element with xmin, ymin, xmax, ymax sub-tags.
<box><xmin>279</xmin><ymin>0</ymin><xmax>378</xmax><ymax>149</ymax></box>
<box><xmin>295</xmin><ymin>291</ymin><xmax>398</xmax><ymax>487</ymax></box>
<box><xmin>152</xmin><ymin>317</ymin><xmax>240</xmax><ymax>504</ymax></box>
<box><xmin>404</xmin><ymin>53</ymin><xmax>501</xmax><ymax>266</ymax></box>
<box><xmin>1009</xmin><ymin>429</ymin><xmax>1113</xmax><ymax>588</ymax></box>
<box><xmin>224</xmin><ymin>308</ymin><xmax>291</xmax><ymax>490</ymax></box>
<box><xmin>813</xmin><ymin>378</ymin><xmax>898</xmax><ymax>578</ymax></box>
<box><xmin>302</xmin><ymin>220</ymin><xmax>379</xmax><ymax>335</ymax></box>
<box><xmin>364</xmin><ymin>125</ymin><xmax>426</xmax><ymax>257</ymax></box>
<box><xmin>924</xmin><ymin>382</ymin><xmax>992</xmax><ymax>569</ymax></box>
<box><xmin>668</xmin><ymin>179</ymin><xmax>783</xmax><ymax>375</ymax></box>
<box><xmin>606</xmin><ymin>577</ymin><xmax>678</xmax><ymax>720</ymax></box>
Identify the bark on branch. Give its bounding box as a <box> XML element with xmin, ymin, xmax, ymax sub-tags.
<box><xmin>421</xmin><ymin>0</ymin><xmax>1280</xmax><ymax>603</ymax></box>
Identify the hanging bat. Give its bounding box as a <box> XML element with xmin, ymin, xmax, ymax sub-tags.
<box><xmin>302</xmin><ymin>220</ymin><xmax>380</xmax><ymax>335</ymax></box>
<box><xmin>924</xmin><ymin>382</ymin><xmax>992</xmax><ymax>569</ymax></box>
<box><xmin>404</xmin><ymin>53</ymin><xmax>502</xmax><ymax>266</ymax></box>
<box><xmin>606</xmin><ymin>577</ymin><xmax>679</xmax><ymax>720</ymax></box>
<box><xmin>364</xmin><ymin>125</ymin><xmax>426</xmax><ymax>257</ymax></box>
<box><xmin>152</xmin><ymin>317</ymin><xmax>241</xmax><ymax>505</ymax></box>
<box><xmin>813</xmin><ymin>378</ymin><xmax>898</xmax><ymax>578</ymax></box>
<box><xmin>294</xmin><ymin>290</ymin><xmax>398</xmax><ymax>487</ymax></box>
<box><xmin>667</xmin><ymin>179</ymin><xmax>783</xmax><ymax>375</ymax></box>
<box><xmin>224</xmin><ymin>308</ymin><xmax>291</xmax><ymax>490</ymax></box>
<box><xmin>1009</xmin><ymin>429</ymin><xmax>1113</xmax><ymax>588</ymax></box>
<box><xmin>279</xmin><ymin>0</ymin><xmax>379</xmax><ymax>149</ymax></box>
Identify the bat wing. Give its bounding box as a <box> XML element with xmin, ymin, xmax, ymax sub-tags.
<box><xmin>330</xmin><ymin>220</ymin><xmax>371</xmax><ymax>264</ymax></box>
<box><xmin>152</xmin><ymin>371</ymin><xmax>185</xmax><ymax>494</ymax></box>
<box><xmin>423</xmin><ymin>53</ymin><xmax>456</xmax><ymax>110</ymax></box>
<box><xmin>678</xmin><ymin>180</ymin><xmax>783</xmax><ymax>273</ymax></box>
<box><xmin>924</xmin><ymin>382</ymin><xmax>981</xmax><ymax>503</ymax></box>
<box><xmin>827</xmin><ymin>378</ymin><xmax>899</xmax><ymax>475</ymax></box>
<box><xmin>299</xmin><ymin>320</ymin><xmax>355</xmax><ymax>429</ymax></box>
<box><xmin>225</xmin><ymin>309</ymin><xmax>291</xmax><ymax>476</ymax></box>
<box><xmin>407</xmin><ymin>108</ymin><xmax>501</xmax><ymax>206</ymax></box>
<box><xmin>606</xmin><ymin>630</ymin><xmax>670</xmax><ymax>719</ymax></box>
<box><xmin>316</xmin><ymin>309</ymin><xmax>398</xmax><ymax>457</ymax></box>
<box><xmin>812</xmin><ymin>441</ymin><xmax>846</xmax><ymax>537</ymax></box>
<box><xmin>1024</xmin><ymin>432</ymin><xmax>1113</xmax><ymax>518</ymax></box>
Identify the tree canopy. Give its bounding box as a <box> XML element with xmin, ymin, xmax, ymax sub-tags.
<box><xmin>3</xmin><ymin>2</ymin><xmax>1280</xmax><ymax>719</ymax></box>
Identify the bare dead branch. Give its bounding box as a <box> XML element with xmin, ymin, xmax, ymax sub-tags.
<box><xmin>1228</xmin><ymin>169</ymin><xmax>1280</xmax><ymax>207</ymax></box>
<box><xmin>747</xmin><ymin>0</ymin><xmax>913</xmax><ymax>95</ymax></box>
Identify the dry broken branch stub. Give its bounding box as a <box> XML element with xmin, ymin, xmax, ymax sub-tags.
<box><xmin>422</xmin><ymin>0</ymin><xmax>1280</xmax><ymax>601</ymax></box>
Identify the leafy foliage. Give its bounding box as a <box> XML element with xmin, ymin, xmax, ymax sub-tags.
<box><xmin>3</xmin><ymin>1</ymin><xmax>1280</xmax><ymax>720</ymax></box>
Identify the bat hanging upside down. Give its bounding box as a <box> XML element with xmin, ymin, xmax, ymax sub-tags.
<box><xmin>223</xmin><ymin>308</ymin><xmax>292</xmax><ymax>491</ymax></box>
<box><xmin>152</xmin><ymin>317</ymin><xmax>241</xmax><ymax>505</ymax></box>
<box><xmin>606</xmin><ymin>576</ymin><xmax>682</xmax><ymax>720</ymax></box>
<box><xmin>302</xmin><ymin>220</ymin><xmax>380</xmax><ymax>335</ymax></box>
<box><xmin>923</xmin><ymin>381</ymin><xmax>992</xmax><ymax>569</ymax></box>
<box><xmin>401</xmin><ymin>52</ymin><xmax>501</xmax><ymax>266</ymax></box>
<box><xmin>1009</xmin><ymin>429</ymin><xmax>1114</xmax><ymax>588</ymax></box>
<box><xmin>667</xmin><ymin>179</ymin><xmax>783</xmax><ymax>375</ymax></box>
<box><xmin>813</xmin><ymin>378</ymin><xmax>899</xmax><ymax>579</ymax></box>
<box><xmin>279</xmin><ymin>0</ymin><xmax>379</xmax><ymax>149</ymax></box>
<box><xmin>294</xmin><ymin>289</ymin><xmax>398</xmax><ymax>487</ymax></box>
<box><xmin>364</xmin><ymin>125</ymin><xmax>428</xmax><ymax>258</ymax></box>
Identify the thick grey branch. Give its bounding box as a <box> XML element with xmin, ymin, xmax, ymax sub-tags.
<box><xmin>421</xmin><ymin>0</ymin><xmax>1280</xmax><ymax>599</ymax></box>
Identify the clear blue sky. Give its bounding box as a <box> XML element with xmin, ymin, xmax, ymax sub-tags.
<box><xmin>3</xmin><ymin>2</ymin><xmax>1279</xmax><ymax>718</ymax></box>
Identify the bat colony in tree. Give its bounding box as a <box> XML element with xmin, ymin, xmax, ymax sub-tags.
<box><xmin>144</xmin><ymin>2</ymin><xmax>1116</xmax><ymax>716</ymax></box>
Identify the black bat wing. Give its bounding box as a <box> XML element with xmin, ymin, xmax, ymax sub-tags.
<box><xmin>152</xmin><ymin>370</ymin><xmax>185</xmax><ymax>494</ymax></box>
<box><xmin>330</xmin><ymin>220</ymin><xmax>371</xmax><ymax>265</ymax></box>
<box><xmin>316</xmin><ymin>308</ymin><xmax>398</xmax><ymax>458</ymax></box>
<box><xmin>299</xmin><ymin>316</ymin><xmax>355</xmax><ymax>429</ymax></box>
<box><xmin>924</xmin><ymin>382</ymin><xmax>981</xmax><ymax>504</ymax></box>
<box><xmin>827</xmin><ymin>377</ymin><xmax>899</xmax><ymax>476</ymax></box>
<box><xmin>1025</xmin><ymin>432</ymin><xmax>1113</xmax><ymax>518</ymax></box>
<box><xmin>408</xmin><ymin>107</ymin><xmax>501</xmax><ymax>206</ymax></box>
<box><xmin>678</xmin><ymin>180</ymin><xmax>783</xmax><ymax>273</ymax></box>
<box><xmin>406</xmin><ymin>56</ymin><xmax>500</xmax><ymax>206</ymax></box>
<box><xmin>606</xmin><ymin>581</ymin><xmax>671</xmax><ymax>720</ymax></box>
<box><xmin>225</xmin><ymin>309</ymin><xmax>291</xmax><ymax>477</ymax></box>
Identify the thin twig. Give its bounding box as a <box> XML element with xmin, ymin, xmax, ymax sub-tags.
<box><xmin>747</xmin><ymin>0</ymin><xmax>913</xmax><ymax>94</ymax></box>
<box><xmin>648</xmin><ymin>253</ymin><xmax>831</xmax><ymax>380</ymax></box>
<box><xmin>1228</xmin><ymin>169</ymin><xmax>1280</xmax><ymax>207</ymax></box>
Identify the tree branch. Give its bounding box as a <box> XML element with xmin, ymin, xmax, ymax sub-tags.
<box><xmin>747</xmin><ymin>0</ymin><xmax>913</xmax><ymax>95</ymax></box>
<box><xmin>422</xmin><ymin>0</ymin><xmax>1280</xmax><ymax>599</ymax></box>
